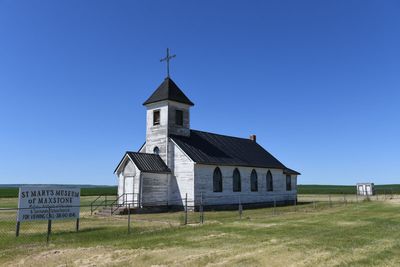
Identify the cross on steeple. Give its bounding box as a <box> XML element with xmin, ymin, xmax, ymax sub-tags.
<box><xmin>160</xmin><ymin>48</ymin><xmax>176</xmax><ymax>78</ymax></box>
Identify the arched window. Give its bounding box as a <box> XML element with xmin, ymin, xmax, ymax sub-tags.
<box><xmin>266</xmin><ymin>170</ymin><xmax>273</xmax><ymax>192</ymax></box>
<box><xmin>250</xmin><ymin>169</ymin><xmax>258</xmax><ymax>192</ymax></box>
<box><xmin>286</xmin><ymin>175</ymin><xmax>292</xmax><ymax>191</ymax></box>
<box><xmin>233</xmin><ymin>168</ymin><xmax>241</xmax><ymax>192</ymax></box>
<box><xmin>153</xmin><ymin>146</ymin><xmax>160</xmax><ymax>155</ymax></box>
<box><xmin>213</xmin><ymin>167</ymin><xmax>223</xmax><ymax>192</ymax></box>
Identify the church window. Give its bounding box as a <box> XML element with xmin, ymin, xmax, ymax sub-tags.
<box><xmin>153</xmin><ymin>146</ymin><xmax>160</xmax><ymax>155</ymax></box>
<box><xmin>266</xmin><ymin>170</ymin><xmax>273</xmax><ymax>192</ymax></box>
<box><xmin>175</xmin><ymin>110</ymin><xmax>183</xmax><ymax>126</ymax></box>
<box><xmin>213</xmin><ymin>167</ymin><xmax>223</xmax><ymax>192</ymax></box>
<box><xmin>153</xmin><ymin>110</ymin><xmax>160</xmax><ymax>125</ymax></box>
<box><xmin>250</xmin><ymin>169</ymin><xmax>258</xmax><ymax>192</ymax></box>
<box><xmin>286</xmin><ymin>175</ymin><xmax>292</xmax><ymax>191</ymax></box>
<box><xmin>233</xmin><ymin>168</ymin><xmax>241</xmax><ymax>192</ymax></box>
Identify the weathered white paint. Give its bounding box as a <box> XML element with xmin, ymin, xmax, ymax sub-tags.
<box><xmin>116</xmin><ymin>156</ymin><xmax>141</xmax><ymax>206</ymax></box>
<box><xmin>144</xmin><ymin>100</ymin><xmax>192</xmax><ymax>165</ymax></box>
<box><xmin>145</xmin><ymin>101</ymin><xmax>169</xmax><ymax>163</ymax></box>
<box><xmin>194</xmin><ymin>164</ymin><xmax>297</xmax><ymax>205</ymax></box>
<box><xmin>124</xmin><ymin>176</ymin><xmax>134</xmax><ymax>202</ymax></box>
<box><xmin>168</xmin><ymin>141</ymin><xmax>195</xmax><ymax>205</ymax></box>
<box><xmin>141</xmin><ymin>172</ymin><xmax>169</xmax><ymax>205</ymax></box>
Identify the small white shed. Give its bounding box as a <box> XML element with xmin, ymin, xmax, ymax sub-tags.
<box><xmin>357</xmin><ymin>183</ymin><xmax>374</xmax><ymax>196</ymax></box>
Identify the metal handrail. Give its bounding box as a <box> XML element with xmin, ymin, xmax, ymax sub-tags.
<box><xmin>110</xmin><ymin>193</ymin><xmax>137</xmax><ymax>215</ymax></box>
<box><xmin>90</xmin><ymin>195</ymin><xmax>116</xmax><ymax>215</ymax></box>
<box><xmin>90</xmin><ymin>195</ymin><xmax>103</xmax><ymax>215</ymax></box>
<box><xmin>110</xmin><ymin>194</ymin><xmax>127</xmax><ymax>215</ymax></box>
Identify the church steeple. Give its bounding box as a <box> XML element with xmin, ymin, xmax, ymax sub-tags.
<box><xmin>143</xmin><ymin>77</ymin><xmax>193</xmax><ymax>165</ymax></box>
<box><xmin>143</xmin><ymin>77</ymin><xmax>194</xmax><ymax>106</ymax></box>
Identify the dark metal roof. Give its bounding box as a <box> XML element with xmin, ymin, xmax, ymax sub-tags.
<box><xmin>283</xmin><ymin>168</ymin><xmax>301</xmax><ymax>175</ymax></box>
<box><xmin>143</xmin><ymin>77</ymin><xmax>194</xmax><ymax>106</ymax></box>
<box><xmin>170</xmin><ymin>130</ymin><xmax>300</xmax><ymax>175</ymax></box>
<box><xmin>127</xmin><ymin>152</ymin><xmax>171</xmax><ymax>173</ymax></box>
<box><xmin>114</xmin><ymin>152</ymin><xmax>171</xmax><ymax>174</ymax></box>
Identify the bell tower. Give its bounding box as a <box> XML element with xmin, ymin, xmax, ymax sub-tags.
<box><xmin>143</xmin><ymin>77</ymin><xmax>194</xmax><ymax>164</ymax></box>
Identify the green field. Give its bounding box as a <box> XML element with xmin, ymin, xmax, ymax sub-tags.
<box><xmin>1</xmin><ymin>197</ymin><xmax>400</xmax><ymax>266</ymax></box>
<box><xmin>1</xmin><ymin>184</ymin><xmax>400</xmax><ymax>198</ymax></box>
<box><xmin>298</xmin><ymin>184</ymin><xmax>400</xmax><ymax>194</ymax></box>
<box><xmin>0</xmin><ymin>186</ymin><xmax>117</xmax><ymax>198</ymax></box>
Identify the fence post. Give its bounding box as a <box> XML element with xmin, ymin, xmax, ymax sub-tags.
<box><xmin>239</xmin><ymin>196</ymin><xmax>243</xmax><ymax>219</ymax></box>
<box><xmin>15</xmin><ymin>221</ymin><xmax>20</xmax><ymax>237</ymax></box>
<box><xmin>47</xmin><ymin>207</ymin><xmax>52</xmax><ymax>244</ymax></box>
<box><xmin>184</xmin><ymin>193</ymin><xmax>188</xmax><ymax>225</ymax></box>
<box><xmin>200</xmin><ymin>192</ymin><xmax>204</xmax><ymax>224</ymax></box>
<box><xmin>76</xmin><ymin>218</ymin><xmax>80</xmax><ymax>232</ymax></box>
<box><xmin>90</xmin><ymin>203</ymin><xmax>93</xmax><ymax>216</ymax></box>
<box><xmin>128</xmin><ymin>203</ymin><xmax>131</xmax><ymax>234</ymax></box>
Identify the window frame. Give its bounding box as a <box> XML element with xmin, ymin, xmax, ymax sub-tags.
<box><xmin>266</xmin><ymin>170</ymin><xmax>273</xmax><ymax>192</ymax></box>
<box><xmin>250</xmin><ymin>169</ymin><xmax>258</xmax><ymax>192</ymax></box>
<box><xmin>153</xmin><ymin>146</ymin><xmax>160</xmax><ymax>155</ymax></box>
<box><xmin>233</xmin><ymin>168</ymin><xmax>241</xmax><ymax>192</ymax></box>
<box><xmin>175</xmin><ymin>110</ymin><xmax>183</xmax><ymax>126</ymax></box>
<box><xmin>286</xmin><ymin>174</ymin><xmax>292</xmax><ymax>191</ymax></box>
<box><xmin>213</xmin><ymin>167</ymin><xmax>223</xmax><ymax>192</ymax></box>
<box><xmin>153</xmin><ymin>110</ymin><xmax>160</xmax><ymax>126</ymax></box>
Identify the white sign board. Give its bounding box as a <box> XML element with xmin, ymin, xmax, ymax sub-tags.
<box><xmin>17</xmin><ymin>187</ymin><xmax>80</xmax><ymax>222</ymax></box>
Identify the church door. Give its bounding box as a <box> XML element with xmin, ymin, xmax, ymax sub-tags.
<box><xmin>124</xmin><ymin>176</ymin><xmax>134</xmax><ymax>205</ymax></box>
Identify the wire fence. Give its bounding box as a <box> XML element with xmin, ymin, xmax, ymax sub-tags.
<box><xmin>0</xmin><ymin>191</ymin><xmax>398</xmax><ymax>246</ymax></box>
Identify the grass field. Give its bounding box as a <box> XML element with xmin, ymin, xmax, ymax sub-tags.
<box><xmin>1</xmin><ymin>197</ymin><xmax>400</xmax><ymax>266</ymax></box>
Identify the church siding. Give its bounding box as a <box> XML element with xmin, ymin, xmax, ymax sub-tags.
<box><xmin>167</xmin><ymin>101</ymin><xmax>191</xmax><ymax>137</ymax></box>
<box><xmin>141</xmin><ymin>172</ymin><xmax>169</xmax><ymax>205</ymax></box>
<box><xmin>169</xmin><ymin>141</ymin><xmax>194</xmax><ymax>205</ymax></box>
<box><xmin>145</xmin><ymin>101</ymin><xmax>169</xmax><ymax>163</ymax></box>
<box><xmin>117</xmin><ymin>172</ymin><xmax>124</xmax><ymax>198</ymax></box>
<box><xmin>194</xmin><ymin>164</ymin><xmax>297</xmax><ymax>206</ymax></box>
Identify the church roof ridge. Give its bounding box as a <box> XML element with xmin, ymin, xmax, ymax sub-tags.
<box><xmin>143</xmin><ymin>77</ymin><xmax>194</xmax><ymax>106</ymax></box>
<box><xmin>187</xmin><ymin>129</ymin><xmax>257</xmax><ymax>142</ymax></box>
<box><xmin>126</xmin><ymin>151</ymin><xmax>157</xmax><ymax>155</ymax></box>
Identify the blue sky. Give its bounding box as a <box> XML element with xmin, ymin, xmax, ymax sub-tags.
<box><xmin>0</xmin><ymin>1</ymin><xmax>399</xmax><ymax>185</ymax></box>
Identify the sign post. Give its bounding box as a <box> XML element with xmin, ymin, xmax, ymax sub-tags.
<box><xmin>47</xmin><ymin>207</ymin><xmax>52</xmax><ymax>244</ymax></box>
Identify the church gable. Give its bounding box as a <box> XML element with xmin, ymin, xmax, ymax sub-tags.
<box><xmin>122</xmin><ymin>159</ymin><xmax>136</xmax><ymax>176</ymax></box>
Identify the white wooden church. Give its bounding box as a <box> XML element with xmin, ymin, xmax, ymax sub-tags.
<box><xmin>114</xmin><ymin>75</ymin><xmax>300</xmax><ymax>208</ymax></box>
